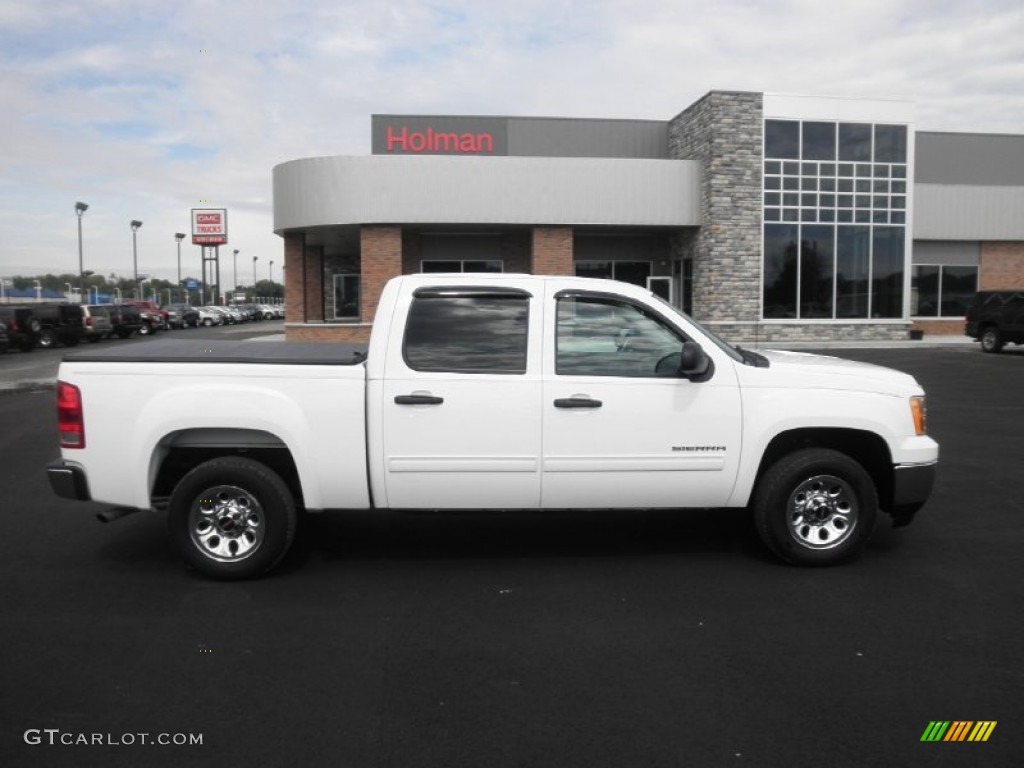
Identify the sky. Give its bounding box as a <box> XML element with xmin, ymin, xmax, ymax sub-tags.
<box><xmin>1</xmin><ymin>0</ymin><xmax>1023</xmax><ymax>285</ymax></box>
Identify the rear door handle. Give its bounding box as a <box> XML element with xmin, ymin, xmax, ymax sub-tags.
<box><xmin>554</xmin><ymin>397</ymin><xmax>602</xmax><ymax>409</ymax></box>
<box><xmin>395</xmin><ymin>394</ymin><xmax>444</xmax><ymax>405</ymax></box>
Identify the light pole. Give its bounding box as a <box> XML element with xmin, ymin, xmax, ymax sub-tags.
<box><xmin>75</xmin><ymin>201</ymin><xmax>88</xmax><ymax>296</ymax></box>
<box><xmin>269</xmin><ymin>260</ymin><xmax>274</xmax><ymax>284</ymax></box>
<box><xmin>130</xmin><ymin>220</ymin><xmax>143</xmax><ymax>297</ymax></box>
<box><xmin>33</xmin><ymin>280</ymin><xmax>42</xmax><ymax>301</ymax></box>
<box><xmin>252</xmin><ymin>256</ymin><xmax>258</xmax><ymax>293</ymax></box>
<box><xmin>175</xmin><ymin>233</ymin><xmax>185</xmax><ymax>301</ymax></box>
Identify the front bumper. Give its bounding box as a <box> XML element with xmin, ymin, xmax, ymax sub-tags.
<box><xmin>47</xmin><ymin>459</ymin><xmax>92</xmax><ymax>501</ymax></box>
<box><xmin>889</xmin><ymin>462</ymin><xmax>937</xmax><ymax>527</ymax></box>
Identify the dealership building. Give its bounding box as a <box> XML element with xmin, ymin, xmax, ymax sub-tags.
<box><xmin>273</xmin><ymin>91</ymin><xmax>1024</xmax><ymax>343</ymax></box>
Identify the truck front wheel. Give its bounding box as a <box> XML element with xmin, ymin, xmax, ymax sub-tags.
<box><xmin>753</xmin><ymin>448</ymin><xmax>877</xmax><ymax>566</ymax></box>
<box><xmin>168</xmin><ymin>457</ymin><xmax>297</xmax><ymax>580</ymax></box>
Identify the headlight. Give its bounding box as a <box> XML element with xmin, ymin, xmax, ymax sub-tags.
<box><xmin>910</xmin><ymin>396</ymin><xmax>927</xmax><ymax>436</ymax></box>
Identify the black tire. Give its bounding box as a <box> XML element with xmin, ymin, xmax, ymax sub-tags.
<box><xmin>980</xmin><ymin>326</ymin><xmax>1003</xmax><ymax>353</ymax></box>
<box><xmin>28</xmin><ymin>319</ymin><xmax>42</xmax><ymax>334</ymax></box>
<box><xmin>138</xmin><ymin>322</ymin><xmax>152</xmax><ymax>336</ymax></box>
<box><xmin>168</xmin><ymin>457</ymin><xmax>297</xmax><ymax>580</ymax></box>
<box><xmin>38</xmin><ymin>329</ymin><xmax>57</xmax><ymax>349</ymax></box>
<box><xmin>753</xmin><ymin>448</ymin><xmax>877</xmax><ymax>566</ymax></box>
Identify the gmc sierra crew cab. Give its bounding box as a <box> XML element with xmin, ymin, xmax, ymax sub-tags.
<box><xmin>47</xmin><ymin>274</ymin><xmax>938</xmax><ymax>579</ymax></box>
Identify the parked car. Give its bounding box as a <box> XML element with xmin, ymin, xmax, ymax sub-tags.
<box><xmin>195</xmin><ymin>307</ymin><xmax>224</xmax><ymax>326</ymax></box>
<box><xmin>108</xmin><ymin>304</ymin><xmax>144</xmax><ymax>339</ymax></box>
<box><xmin>0</xmin><ymin>305</ymin><xmax>41</xmax><ymax>352</ymax></box>
<box><xmin>164</xmin><ymin>303</ymin><xmax>199</xmax><ymax>329</ymax></box>
<box><xmin>82</xmin><ymin>304</ymin><xmax>114</xmax><ymax>343</ymax></box>
<box><xmin>0</xmin><ymin>321</ymin><xmax>9</xmax><ymax>354</ymax></box>
<box><xmin>965</xmin><ymin>290</ymin><xmax>1024</xmax><ymax>353</ymax></box>
<box><xmin>124</xmin><ymin>301</ymin><xmax>170</xmax><ymax>328</ymax></box>
<box><xmin>32</xmin><ymin>303</ymin><xmax>85</xmax><ymax>348</ymax></box>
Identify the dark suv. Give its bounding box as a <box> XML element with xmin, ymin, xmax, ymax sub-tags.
<box><xmin>108</xmin><ymin>304</ymin><xmax>145</xmax><ymax>338</ymax></box>
<box><xmin>164</xmin><ymin>303</ymin><xmax>199</xmax><ymax>328</ymax></box>
<box><xmin>31</xmin><ymin>303</ymin><xmax>85</xmax><ymax>348</ymax></box>
<box><xmin>0</xmin><ymin>306</ymin><xmax>42</xmax><ymax>352</ymax></box>
<box><xmin>965</xmin><ymin>291</ymin><xmax>1024</xmax><ymax>353</ymax></box>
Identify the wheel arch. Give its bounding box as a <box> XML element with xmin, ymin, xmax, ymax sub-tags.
<box><xmin>752</xmin><ymin>428</ymin><xmax>895</xmax><ymax>514</ymax></box>
<box><xmin>151</xmin><ymin>428</ymin><xmax>304</xmax><ymax>510</ymax></box>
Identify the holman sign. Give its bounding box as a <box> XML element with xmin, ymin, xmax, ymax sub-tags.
<box><xmin>372</xmin><ymin>115</ymin><xmax>508</xmax><ymax>156</ymax></box>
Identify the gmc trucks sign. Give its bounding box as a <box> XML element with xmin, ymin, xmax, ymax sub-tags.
<box><xmin>191</xmin><ymin>209</ymin><xmax>228</xmax><ymax>245</ymax></box>
<box><xmin>372</xmin><ymin>116</ymin><xmax>508</xmax><ymax>156</ymax></box>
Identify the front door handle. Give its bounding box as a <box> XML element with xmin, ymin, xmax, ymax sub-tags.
<box><xmin>554</xmin><ymin>397</ymin><xmax>602</xmax><ymax>409</ymax></box>
<box><xmin>395</xmin><ymin>394</ymin><xmax>444</xmax><ymax>405</ymax></box>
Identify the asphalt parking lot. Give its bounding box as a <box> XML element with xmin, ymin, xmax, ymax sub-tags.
<box><xmin>1</xmin><ymin>338</ymin><xmax>1021</xmax><ymax>767</ymax></box>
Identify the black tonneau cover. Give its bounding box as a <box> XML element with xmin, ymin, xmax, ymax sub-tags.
<box><xmin>63</xmin><ymin>339</ymin><xmax>368</xmax><ymax>365</ymax></box>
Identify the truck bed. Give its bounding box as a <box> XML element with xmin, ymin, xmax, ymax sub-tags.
<box><xmin>62</xmin><ymin>339</ymin><xmax>369</xmax><ymax>365</ymax></box>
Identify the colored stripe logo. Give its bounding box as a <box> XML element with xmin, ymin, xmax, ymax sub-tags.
<box><xmin>921</xmin><ymin>721</ymin><xmax>997</xmax><ymax>742</ymax></box>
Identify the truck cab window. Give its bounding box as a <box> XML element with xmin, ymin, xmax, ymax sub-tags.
<box><xmin>404</xmin><ymin>294</ymin><xmax>529</xmax><ymax>374</ymax></box>
<box><xmin>556</xmin><ymin>296</ymin><xmax>686</xmax><ymax>377</ymax></box>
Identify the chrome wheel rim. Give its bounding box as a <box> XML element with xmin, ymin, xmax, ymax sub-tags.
<box><xmin>189</xmin><ymin>485</ymin><xmax>265</xmax><ymax>562</ymax></box>
<box><xmin>786</xmin><ymin>474</ymin><xmax>857</xmax><ymax>550</ymax></box>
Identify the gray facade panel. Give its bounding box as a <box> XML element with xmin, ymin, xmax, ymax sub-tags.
<box><xmin>507</xmin><ymin>117</ymin><xmax>669</xmax><ymax>158</ymax></box>
<box><xmin>914</xmin><ymin>183</ymin><xmax>1024</xmax><ymax>240</ymax></box>
<box><xmin>916</xmin><ymin>132</ymin><xmax>1024</xmax><ymax>186</ymax></box>
<box><xmin>273</xmin><ymin>155</ymin><xmax>701</xmax><ymax>232</ymax></box>
<box><xmin>911</xmin><ymin>241</ymin><xmax>980</xmax><ymax>266</ymax></box>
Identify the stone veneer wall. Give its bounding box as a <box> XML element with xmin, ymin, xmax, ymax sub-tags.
<box><xmin>668</xmin><ymin>91</ymin><xmax>762</xmax><ymax>328</ymax></box>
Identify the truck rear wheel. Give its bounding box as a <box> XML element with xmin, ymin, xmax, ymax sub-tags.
<box><xmin>168</xmin><ymin>457</ymin><xmax>297</xmax><ymax>580</ymax></box>
<box><xmin>980</xmin><ymin>326</ymin><xmax>1003</xmax><ymax>353</ymax></box>
<box><xmin>753</xmin><ymin>448</ymin><xmax>877</xmax><ymax>566</ymax></box>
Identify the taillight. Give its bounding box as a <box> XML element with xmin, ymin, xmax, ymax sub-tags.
<box><xmin>57</xmin><ymin>380</ymin><xmax>85</xmax><ymax>448</ymax></box>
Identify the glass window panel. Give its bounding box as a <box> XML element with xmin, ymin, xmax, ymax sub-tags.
<box><xmin>839</xmin><ymin>123</ymin><xmax>872</xmax><ymax>161</ymax></box>
<box><xmin>556</xmin><ymin>296</ymin><xmax>686</xmax><ymax>378</ymax></box>
<box><xmin>873</xmin><ymin>180</ymin><xmax>889</xmax><ymax>193</ymax></box>
<box><xmin>800</xmin><ymin>224</ymin><xmax>835</xmax><ymax>318</ymax></box>
<box><xmin>837</xmin><ymin>210</ymin><xmax>854</xmax><ymax>223</ymax></box>
<box><xmin>802</xmin><ymin>122</ymin><xmax>836</xmax><ymax>161</ymax></box>
<box><xmin>422</xmin><ymin>260</ymin><xmax>461</xmax><ymax>273</ymax></box>
<box><xmin>801</xmin><ymin>162</ymin><xmax>816</xmax><ymax>175</ymax></box>
<box><xmin>765</xmin><ymin>176</ymin><xmax>781</xmax><ymax>190</ymax></box>
<box><xmin>855</xmin><ymin>179</ymin><xmax>871</xmax><ymax>193</ymax></box>
<box><xmin>891</xmin><ymin>211</ymin><xmax>906</xmax><ymax>224</ymax></box>
<box><xmin>837</xmin><ymin>194</ymin><xmax>853</xmax><ymax>208</ymax></box>
<box><xmin>940</xmin><ymin>266</ymin><xmax>978</xmax><ymax>316</ymax></box>
<box><xmin>872</xmin><ymin>226</ymin><xmax>905</xmax><ymax>318</ymax></box>
<box><xmin>891</xmin><ymin>196</ymin><xmax>906</xmax><ymax>210</ymax></box>
<box><xmin>856</xmin><ymin>163</ymin><xmax>873</xmax><ymax>178</ymax></box>
<box><xmin>892</xmin><ymin>180</ymin><xmax>906</xmax><ymax>194</ymax></box>
<box><xmin>765</xmin><ymin>160</ymin><xmax>781</xmax><ymax>175</ymax></box>
<box><xmin>912</xmin><ymin>265</ymin><xmax>939</xmax><ymax>316</ymax></box>
<box><xmin>763</xmin><ymin>224</ymin><xmax>799</xmax><ymax>319</ymax></box>
<box><xmin>783</xmin><ymin>177</ymin><xmax>799</xmax><ymax>190</ymax></box>
<box><xmin>855</xmin><ymin>195</ymin><xmax>871</xmax><ymax>208</ymax></box>
<box><xmin>801</xmin><ymin>209</ymin><xmax>817</xmax><ymax>222</ymax></box>
<box><xmin>891</xmin><ymin>165</ymin><xmax>907</xmax><ymax>179</ymax></box>
<box><xmin>802</xmin><ymin>177</ymin><xmax>818</xmax><ymax>191</ymax></box>
<box><xmin>464</xmin><ymin>260</ymin><xmax>503</xmax><ymax>273</ymax></box>
<box><xmin>575</xmin><ymin>261</ymin><xmax>613</xmax><ymax>280</ymax></box>
<box><xmin>333</xmin><ymin>274</ymin><xmax>360</xmax><ymax>319</ymax></box>
<box><xmin>874</xmin><ymin>124</ymin><xmax>907</xmax><ymax>162</ymax></box>
<box><xmin>783</xmin><ymin>193</ymin><xmax>799</xmax><ymax>206</ymax></box>
<box><xmin>764</xmin><ymin>192</ymin><xmax>781</xmax><ymax>206</ymax></box>
<box><xmin>764</xmin><ymin>208</ymin><xmax>781</xmax><ymax>222</ymax></box>
<box><xmin>838</xmin><ymin>163</ymin><xmax>855</xmax><ymax>177</ymax></box>
<box><xmin>874</xmin><ymin>164</ymin><xmax>890</xmax><ymax>178</ymax></box>
<box><xmin>873</xmin><ymin>211</ymin><xmax>889</xmax><ymax>223</ymax></box>
<box><xmin>783</xmin><ymin>161</ymin><xmax>800</xmax><ymax>175</ymax></box>
<box><xmin>836</xmin><ymin>225</ymin><xmax>870</xmax><ymax>318</ymax></box>
<box><xmin>837</xmin><ymin>178</ymin><xmax>854</xmax><ymax>192</ymax></box>
<box><xmin>820</xmin><ymin>209</ymin><xmax>835</xmax><ymax>223</ymax></box>
<box><xmin>801</xmin><ymin>193</ymin><xmax>817</xmax><ymax>206</ymax></box>
<box><xmin>855</xmin><ymin>210</ymin><xmax>871</xmax><ymax>223</ymax></box>
<box><xmin>819</xmin><ymin>194</ymin><xmax>835</xmax><ymax>207</ymax></box>
<box><xmin>783</xmin><ymin>208</ymin><xmax>799</xmax><ymax>222</ymax></box>
<box><xmin>820</xmin><ymin>178</ymin><xmax>835</xmax><ymax>192</ymax></box>
<box><xmin>765</xmin><ymin>120</ymin><xmax>800</xmax><ymax>159</ymax></box>
<box><xmin>405</xmin><ymin>295</ymin><xmax>529</xmax><ymax>373</ymax></box>
<box><xmin>612</xmin><ymin>261</ymin><xmax>653</xmax><ymax>287</ymax></box>
<box><xmin>821</xmin><ymin>163</ymin><xmax>836</xmax><ymax>177</ymax></box>
<box><xmin>873</xmin><ymin>196</ymin><xmax>887</xmax><ymax>209</ymax></box>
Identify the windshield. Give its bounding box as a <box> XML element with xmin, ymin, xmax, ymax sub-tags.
<box><xmin>649</xmin><ymin>293</ymin><xmax>744</xmax><ymax>363</ymax></box>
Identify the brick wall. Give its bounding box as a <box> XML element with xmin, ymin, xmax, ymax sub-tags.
<box><xmin>532</xmin><ymin>226</ymin><xmax>573</xmax><ymax>275</ymax></box>
<box><xmin>285</xmin><ymin>323</ymin><xmax>372</xmax><ymax>343</ymax></box>
<box><xmin>304</xmin><ymin>245</ymin><xmax>324</xmax><ymax>322</ymax></box>
<box><xmin>283</xmin><ymin>233</ymin><xmax>304</xmax><ymax>323</ymax></box>
<box><xmin>361</xmin><ymin>225</ymin><xmax>403</xmax><ymax>324</ymax></box>
<box><xmin>980</xmin><ymin>242</ymin><xmax>1024</xmax><ymax>289</ymax></box>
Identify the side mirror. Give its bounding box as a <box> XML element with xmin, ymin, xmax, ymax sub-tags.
<box><xmin>679</xmin><ymin>341</ymin><xmax>713</xmax><ymax>381</ymax></box>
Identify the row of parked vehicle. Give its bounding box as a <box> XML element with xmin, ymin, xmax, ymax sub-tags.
<box><xmin>0</xmin><ymin>301</ymin><xmax>284</xmax><ymax>353</ymax></box>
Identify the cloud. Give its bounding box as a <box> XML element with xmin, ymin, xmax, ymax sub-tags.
<box><xmin>1</xmin><ymin>0</ymin><xmax>1023</xmax><ymax>279</ymax></box>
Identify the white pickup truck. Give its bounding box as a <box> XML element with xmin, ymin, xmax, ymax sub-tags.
<box><xmin>48</xmin><ymin>274</ymin><xmax>938</xmax><ymax>579</ymax></box>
